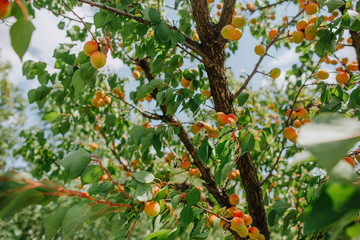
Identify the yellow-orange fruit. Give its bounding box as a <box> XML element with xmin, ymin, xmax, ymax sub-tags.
<box><xmin>217</xmin><ymin>10</ymin><xmax>221</xmax><ymax>17</ymax></box>
<box><xmin>228</xmin><ymin>170</ymin><xmax>237</xmax><ymax>180</ymax></box>
<box><xmin>145</xmin><ymin>94</ymin><xmax>152</xmax><ymax>102</ymax></box>
<box><xmin>190</xmin><ymin>123</ymin><xmax>202</xmax><ymax>134</ymax></box>
<box><xmin>182</xmin><ymin>161</ymin><xmax>191</xmax><ymax>170</ymax></box>
<box><xmin>233</xmin><ymin>209</ymin><xmax>244</xmax><ymax>218</ymax></box>
<box><xmin>225</xmin><ymin>207</ymin><xmax>237</xmax><ymax>218</ymax></box>
<box><xmin>350</xmin><ymin>63</ymin><xmax>359</xmax><ymax>71</ymax></box>
<box><xmin>217</xmin><ymin>3</ymin><xmax>223</xmax><ymax>9</ymax></box>
<box><xmin>215</xmin><ymin>112</ymin><xmax>229</xmax><ymax>126</ymax></box>
<box><xmin>293</xmin><ymin>119</ymin><xmax>303</xmax><ymax>128</ymax></box>
<box><xmin>270</xmin><ymin>68</ymin><xmax>281</xmax><ymax>79</ymax></box>
<box><xmin>181</xmin><ymin>78</ymin><xmax>190</xmax><ymax>88</ymax></box>
<box><xmin>296</xmin><ymin>19</ymin><xmax>308</xmax><ymax>31</ymax></box>
<box><xmin>91</xmin><ymin>97</ymin><xmax>104</xmax><ymax>107</ymax></box>
<box><xmin>283</xmin><ymin>127</ymin><xmax>296</xmax><ymax>139</ymax></box>
<box><xmin>247</xmin><ymin>3</ymin><xmax>256</xmax><ymax>10</ymax></box>
<box><xmin>207</xmin><ymin>0</ymin><xmax>214</xmax><ymax>3</ymax></box>
<box><xmin>304</xmin><ymin>23</ymin><xmax>316</xmax><ymax>37</ymax></box>
<box><xmin>243</xmin><ymin>214</ymin><xmax>253</xmax><ymax>226</ymax></box>
<box><xmin>103</xmin><ymin>96</ymin><xmax>111</xmax><ymax>104</ymax></box>
<box><xmin>232</xmin><ymin>15</ymin><xmax>246</xmax><ymax>28</ymax></box>
<box><xmin>336</xmin><ymin>71</ymin><xmax>350</xmax><ymax>84</ymax></box>
<box><xmin>285</xmin><ymin>109</ymin><xmax>296</xmax><ymax>119</ymax></box>
<box><xmin>295</xmin><ymin>107</ymin><xmax>308</xmax><ymax>118</ymax></box>
<box><xmin>229</xmin><ymin>194</ymin><xmax>239</xmax><ymax>206</ymax></box>
<box><xmin>83</xmin><ymin>41</ymin><xmax>99</xmax><ymax>56</ymax></box>
<box><xmin>144</xmin><ymin>201</ymin><xmax>160</xmax><ymax>217</ymax></box>
<box><xmin>231</xmin><ymin>29</ymin><xmax>243</xmax><ymax>41</ymax></box>
<box><xmin>221</xmin><ymin>24</ymin><xmax>236</xmax><ymax>40</ymax></box>
<box><xmin>133</xmin><ymin>70</ymin><xmax>141</xmax><ymax>79</ymax></box>
<box><xmin>90</xmin><ymin>143</ymin><xmax>98</xmax><ymax>150</ymax></box>
<box><xmin>254</xmin><ymin>44</ymin><xmax>266</xmax><ymax>56</ymax></box>
<box><xmin>302</xmin><ymin>118</ymin><xmax>311</xmax><ymax>124</ymax></box>
<box><xmin>231</xmin><ymin>217</ymin><xmax>246</xmax><ymax>232</ymax></box>
<box><xmin>248</xmin><ymin>226</ymin><xmax>260</xmax><ymax>239</ymax></box>
<box><xmin>228</xmin><ymin>114</ymin><xmax>237</xmax><ymax>125</ymax></box>
<box><xmin>268</xmin><ymin>29</ymin><xmax>279</xmax><ymax>40</ymax></box>
<box><xmin>182</xmin><ymin>152</ymin><xmax>189</xmax><ymax>161</ymax></box>
<box><xmin>292</xmin><ymin>31</ymin><xmax>304</xmax><ymax>44</ymax></box>
<box><xmin>95</xmin><ymin>123</ymin><xmax>101</xmax><ymax>131</ymax></box>
<box><xmin>90</xmin><ymin>51</ymin><xmax>107</xmax><ymax>69</ymax></box>
<box><xmin>308</xmin><ymin>16</ymin><xmax>318</xmax><ymax>25</ymax></box>
<box><xmin>192</xmin><ymin>169</ymin><xmax>201</xmax><ymax>178</ymax></box>
<box><xmin>95</xmin><ymin>90</ymin><xmax>105</xmax><ymax>99</ymax></box>
<box><xmin>317</xmin><ymin>70</ymin><xmax>329</xmax><ymax>80</ymax></box>
<box><xmin>189</xmin><ymin>80</ymin><xmax>196</xmax><ymax>91</ymax></box>
<box><xmin>207</xmin><ymin>215</ymin><xmax>218</xmax><ymax>228</ymax></box>
<box><xmin>250</xmin><ymin>18</ymin><xmax>257</xmax><ymax>24</ymax></box>
<box><xmin>202</xmin><ymin>90</ymin><xmax>211</xmax><ymax>98</ymax></box>
<box><xmin>305</xmin><ymin>2</ymin><xmax>318</xmax><ymax>15</ymax></box>
<box><xmin>344</xmin><ymin>156</ymin><xmax>356</xmax><ymax>167</ymax></box>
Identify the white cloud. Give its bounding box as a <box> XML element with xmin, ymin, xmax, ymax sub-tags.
<box><xmin>267</xmin><ymin>47</ymin><xmax>299</xmax><ymax>68</ymax></box>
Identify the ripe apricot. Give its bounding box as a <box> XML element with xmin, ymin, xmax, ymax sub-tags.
<box><xmin>233</xmin><ymin>209</ymin><xmax>244</xmax><ymax>218</ymax></box>
<box><xmin>249</xmin><ymin>226</ymin><xmax>260</xmax><ymax>239</ymax></box>
<box><xmin>103</xmin><ymin>96</ymin><xmax>111</xmax><ymax>104</ymax></box>
<box><xmin>83</xmin><ymin>41</ymin><xmax>99</xmax><ymax>56</ymax></box>
<box><xmin>190</xmin><ymin>123</ymin><xmax>202</xmax><ymax>134</ymax></box>
<box><xmin>90</xmin><ymin>51</ymin><xmax>107</xmax><ymax>69</ymax></box>
<box><xmin>144</xmin><ymin>201</ymin><xmax>160</xmax><ymax>217</ymax></box>
<box><xmin>192</xmin><ymin>169</ymin><xmax>201</xmax><ymax>178</ymax></box>
<box><xmin>293</xmin><ymin>119</ymin><xmax>303</xmax><ymax>128</ymax></box>
<box><xmin>317</xmin><ymin>70</ymin><xmax>329</xmax><ymax>80</ymax></box>
<box><xmin>228</xmin><ymin>170</ymin><xmax>237</xmax><ymax>180</ymax></box>
<box><xmin>268</xmin><ymin>29</ymin><xmax>279</xmax><ymax>40</ymax></box>
<box><xmin>90</xmin><ymin>143</ymin><xmax>98</xmax><ymax>150</ymax></box>
<box><xmin>230</xmin><ymin>217</ymin><xmax>245</xmax><ymax>232</ymax></box>
<box><xmin>344</xmin><ymin>156</ymin><xmax>356</xmax><ymax>167</ymax></box>
<box><xmin>202</xmin><ymin>90</ymin><xmax>211</xmax><ymax>99</ymax></box>
<box><xmin>182</xmin><ymin>161</ymin><xmax>191</xmax><ymax>170</ymax></box>
<box><xmin>296</xmin><ymin>19</ymin><xmax>308</xmax><ymax>31</ymax></box>
<box><xmin>207</xmin><ymin>0</ymin><xmax>214</xmax><ymax>3</ymax></box>
<box><xmin>181</xmin><ymin>78</ymin><xmax>190</xmax><ymax>88</ymax></box>
<box><xmin>270</xmin><ymin>68</ymin><xmax>281</xmax><ymax>79</ymax></box>
<box><xmin>247</xmin><ymin>3</ymin><xmax>256</xmax><ymax>11</ymax></box>
<box><xmin>238</xmin><ymin>226</ymin><xmax>249</xmax><ymax>238</ymax></box>
<box><xmin>308</xmin><ymin>16</ymin><xmax>318</xmax><ymax>24</ymax></box>
<box><xmin>292</xmin><ymin>31</ymin><xmax>304</xmax><ymax>44</ymax></box>
<box><xmin>95</xmin><ymin>90</ymin><xmax>105</xmax><ymax>99</ymax></box>
<box><xmin>285</xmin><ymin>109</ymin><xmax>296</xmax><ymax>119</ymax></box>
<box><xmin>243</xmin><ymin>214</ymin><xmax>253</xmax><ymax>225</ymax></box>
<box><xmin>284</xmin><ymin>127</ymin><xmax>296</xmax><ymax>139</ymax></box>
<box><xmin>336</xmin><ymin>71</ymin><xmax>350</xmax><ymax>84</ymax></box>
<box><xmin>217</xmin><ymin>3</ymin><xmax>222</xmax><ymax>9</ymax></box>
<box><xmin>231</xmin><ymin>29</ymin><xmax>243</xmax><ymax>41</ymax></box>
<box><xmin>221</xmin><ymin>24</ymin><xmax>236</xmax><ymax>40</ymax></box>
<box><xmin>305</xmin><ymin>2</ymin><xmax>318</xmax><ymax>15</ymax></box>
<box><xmin>304</xmin><ymin>23</ymin><xmax>316</xmax><ymax>37</ymax></box>
<box><xmin>232</xmin><ymin>15</ymin><xmax>246</xmax><ymax>28</ymax></box>
<box><xmin>254</xmin><ymin>44</ymin><xmax>266</xmax><ymax>56</ymax></box>
<box><xmin>0</xmin><ymin>0</ymin><xmax>11</xmax><ymax>19</ymax></box>
<box><xmin>91</xmin><ymin>97</ymin><xmax>104</xmax><ymax>107</ymax></box>
<box><xmin>295</xmin><ymin>107</ymin><xmax>308</xmax><ymax>118</ymax></box>
<box><xmin>215</xmin><ymin>112</ymin><xmax>229</xmax><ymax>126</ymax></box>
<box><xmin>207</xmin><ymin>215</ymin><xmax>218</xmax><ymax>228</ymax></box>
<box><xmin>133</xmin><ymin>70</ymin><xmax>141</xmax><ymax>79</ymax></box>
<box><xmin>229</xmin><ymin>194</ymin><xmax>239</xmax><ymax>206</ymax></box>
<box><xmin>225</xmin><ymin>207</ymin><xmax>237</xmax><ymax>218</ymax></box>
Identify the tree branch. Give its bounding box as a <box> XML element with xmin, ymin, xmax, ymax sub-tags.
<box><xmin>76</xmin><ymin>0</ymin><xmax>209</xmax><ymax>63</ymax></box>
<box><xmin>217</xmin><ymin>0</ymin><xmax>236</xmax><ymax>29</ymax></box>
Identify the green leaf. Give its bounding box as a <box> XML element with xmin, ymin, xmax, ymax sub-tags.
<box><xmin>324</xmin><ymin>0</ymin><xmax>345</xmax><ymax>12</ymax></box>
<box><xmin>150</xmin><ymin>58</ymin><xmax>165</xmax><ymax>74</ymax></box>
<box><xmin>57</xmin><ymin>148</ymin><xmax>91</xmax><ymax>182</ymax></box>
<box><xmin>183</xmin><ymin>69</ymin><xmax>195</xmax><ymax>81</ymax></box>
<box><xmin>81</xmin><ymin>165</ymin><xmax>103</xmax><ymax>184</ymax></box>
<box><xmin>198</xmin><ymin>139</ymin><xmax>210</xmax><ymax>164</ymax></box>
<box><xmin>10</xmin><ymin>19</ymin><xmax>35</xmax><ymax>60</ymax></box>
<box><xmin>135</xmin><ymin>183</ymin><xmax>153</xmax><ymax>201</ymax></box>
<box><xmin>42</xmin><ymin>111</ymin><xmax>58</xmax><ymax>122</ymax></box>
<box><xmin>62</xmin><ymin>204</ymin><xmax>92</xmax><ymax>239</ymax></box>
<box><xmin>237</xmin><ymin>92</ymin><xmax>249</xmax><ymax>106</ymax></box>
<box><xmin>72</xmin><ymin>69</ymin><xmax>86</xmax><ymax>94</ymax></box>
<box><xmin>298</xmin><ymin>114</ymin><xmax>360</xmax><ymax>170</ymax></box>
<box><xmin>273</xmin><ymin>199</ymin><xmax>291</xmax><ymax>216</ymax></box>
<box><xmin>145</xmin><ymin>230</ymin><xmax>171</xmax><ymax>240</ymax></box>
<box><xmin>93</xmin><ymin>12</ymin><xmax>106</xmax><ymax>28</ymax></box>
<box><xmin>135</xmin><ymin>79</ymin><xmax>164</xmax><ymax>100</ymax></box>
<box><xmin>132</xmin><ymin>171</ymin><xmax>155</xmax><ymax>183</ymax></box>
<box><xmin>156</xmin><ymin>22</ymin><xmax>170</xmax><ymax>43</ymax></box>
<box><xmin>180</xmin><ymin>206</ymin><xmax>194</xmax><ymax>224</ymax></box>
<box><xmin>44</xmin><ymin>207</ymin><xmax>69</xmax><ymax>240</ymax></box>
<box><xmin>141</xmin><ymin>127</ymin><xmax>155</xmax><ymax>153</ymax></box>
<box><xmin>154</xmin><ymin>186</ymin><xmax>169</xmax><ymax>201</ymax></box>
<box><xmin>148</xmin><ymin>8</ymin><xmax>161</xmax><ymax>24</ymax></box>
<box><xmin>241</xmin><ymin>132</ymin><xmax>255</xmax><ymax>155</ymax></box>
<box><xmin>130</xmin><ymin>125</ymin><xmax>146</xmax><ymax>147</ymax></box>
<box><xmin>186</xmin><ymin>188</ymin><xmax>200</xmax><ymax>206</ymax></box>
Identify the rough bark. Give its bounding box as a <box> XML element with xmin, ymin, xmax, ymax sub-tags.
<box><xmin>350</xmin><ymin>30</ymin><xmax>360</xmax><ymax>64</ymax></box>
<box><xmin>190</xmin><ymin>1</ymin><xmax>269</xmax><ymax>238</ymax></box>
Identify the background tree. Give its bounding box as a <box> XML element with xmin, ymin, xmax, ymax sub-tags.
<box><xmin>1</xmin><ymin>0</ymin><xmax>360</xmax><ymax>239</ymax></box>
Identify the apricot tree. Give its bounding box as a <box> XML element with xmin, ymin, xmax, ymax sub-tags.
<box><xmin>1</xmin><ymin>0</ymin><xmax>360</xmax><ymax>239</ymax></box>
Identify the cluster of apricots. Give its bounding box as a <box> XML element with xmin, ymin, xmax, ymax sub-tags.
<box><xmin>83</xmin><ymin>41</ymin><xmax>107</xmax><ymax>69</ymax></box>
<box><xmin>91</xmin><ymin>90</ymin><xmax>111</xmax><ymax>107</ymax></box>
<box><xmin>207</xmin><ymin>207</ymin><xmax>265</xmax><ymax>239</ymax></box>
<box><xmin>132</xmin><ymin>65</ymin><xmax>142</xmax><ymax>79</ymax></box>
<box><xmin>215</xmin><ymin>112</ymin><xmax>237</xmax><ymax>126</ymax></box>
<box><xmin>228</xmin><ymin>169</ymin><xmax>240</xmax><ymax>180</ymax></box>
<box><xmin>112</xmin><ymin>87</ymin><xmax>125</xmax><ymax>100</ymax></box>
<box><xmin>283</xmin><ymin>107</ymin><xmax>311</xmax><ymax>143</ymax></box>
<box><xmin>139</xmin><ymin>94</ymin><xmax>153</xmax><ymax>102</ymax></box>
<box><xmin>221</xmin><ymin>15</ymin><xmax>246</xmax><ymax>41</ymax></box>
<box><xmin>190</xmin><ymin>121</ymin><xmax>219</xmax><ymax>138</ymax></box>
<box><xmin>181</xmin><ymin>69</ymin><xmax>199</xmax><ymax>91</ymax></box>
